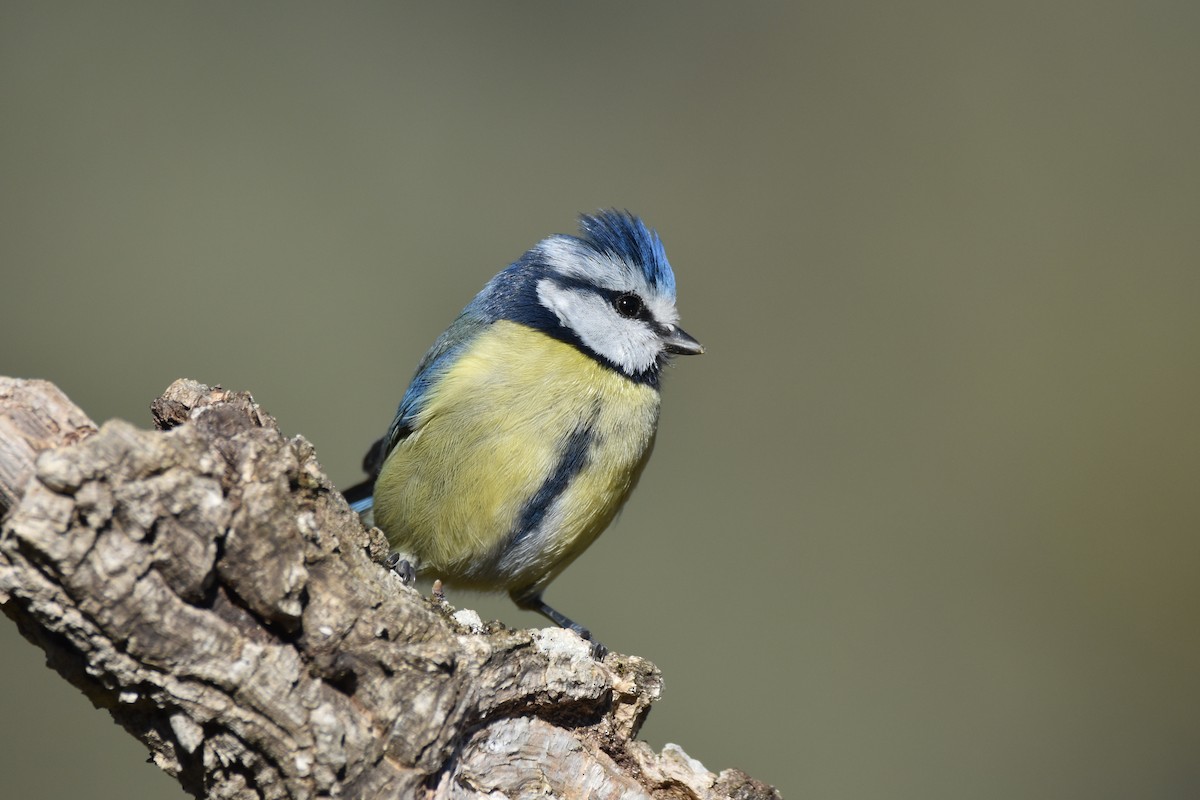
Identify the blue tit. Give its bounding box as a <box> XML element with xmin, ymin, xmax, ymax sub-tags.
<box><xmin>344</xmin><ymin>210</ymin><xmax>702</xmax><ymax>650</ymax></box>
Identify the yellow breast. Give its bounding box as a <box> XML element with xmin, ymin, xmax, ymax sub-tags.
<box><xmin>373</xmin><ymin>320</ymin><xmax>661</xmax><ymax>592</ymax></box>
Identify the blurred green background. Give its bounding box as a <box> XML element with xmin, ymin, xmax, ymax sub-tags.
<box><xmin>3</xmin><ymin>2</ymin><xmax>1199</xmax><ymax>798</ymax></box>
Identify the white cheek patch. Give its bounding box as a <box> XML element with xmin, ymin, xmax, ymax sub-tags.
<box><xmin>536</xmin><ymin>279</ymin><xmax>662</xmax><ymax>376</ymax></box>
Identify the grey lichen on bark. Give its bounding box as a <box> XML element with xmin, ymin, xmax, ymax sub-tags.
<box><xmin>0</xmin><ymin>377</ymin><xmax>779</xmax><ymax>800</ymax></box>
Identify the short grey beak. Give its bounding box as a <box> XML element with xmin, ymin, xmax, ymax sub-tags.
<box><xmin>661</xmin><ymin>325</ymin><xmax>705</xmax><ymax>355</ymax></box>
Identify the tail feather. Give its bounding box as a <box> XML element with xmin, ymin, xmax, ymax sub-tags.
<box><xmin>342</xmin><ymin>478</ymin><xmax>375</xmax><ymax>515</ymax></box>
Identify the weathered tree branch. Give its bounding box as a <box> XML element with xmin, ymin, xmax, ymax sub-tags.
<box><xmin>0</xmin><ymin>377</ymin><xmax>779</xmax><ymax>800</ymax></box>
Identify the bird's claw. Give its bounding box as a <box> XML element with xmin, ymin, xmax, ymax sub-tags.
<box><xmin>385</xmin><ymin>553</ymin><xmax>416</xmax><ymax>584</ymax></box>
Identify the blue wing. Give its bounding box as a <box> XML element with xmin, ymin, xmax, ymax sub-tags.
<box><xmin>382</xmin><ymin>310</ymin><xmax>487</xmax><ymax>452</ymax></box>
<box><xmin>349</xmin><ymin>237</ymin><xmax>567</xmax><ymax>508</ymax></box>
<box><xmin>348</xmin><ymin>308</ymin><xmax>488</xmax><ymax>514</ymax></box>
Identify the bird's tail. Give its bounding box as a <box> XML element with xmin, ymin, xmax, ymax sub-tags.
<box><xmin>344</xmin><ymin>434</ymin><xmax>388</xmax><ymax>517</ymax></box>
<box><xmin>342</xmin><ymin>478</ymin><xmax>375</xmax><ymax>515</ymax></box>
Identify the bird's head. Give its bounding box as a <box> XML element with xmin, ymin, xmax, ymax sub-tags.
<box><xmin>481</xmin><ymin>210</ymin><xmax>703</xmax><ymax>385</ymax></box>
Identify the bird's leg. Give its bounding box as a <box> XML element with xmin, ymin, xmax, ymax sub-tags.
<box><xmin>512</xmin><ymin>588</ymin><xmax>608</xmax><ymax>658</ymax></box>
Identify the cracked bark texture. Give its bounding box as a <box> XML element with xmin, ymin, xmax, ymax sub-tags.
<box><xmin>0</xmin><ymin>377</ymin><xmax>780</xmax><ymax>800</ymax></box>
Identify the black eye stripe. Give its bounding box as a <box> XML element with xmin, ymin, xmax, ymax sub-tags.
<box><xmin>545</xmin><ymin>276</ymin><xmax>655</xmax><ymax>323</ymax></box>
<box><xmin>611</xmin><ymin>291</ymin><xmax>653</xmax><ymax>322</ymax></box>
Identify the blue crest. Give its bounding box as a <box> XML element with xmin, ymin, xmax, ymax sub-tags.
<box><xmin>577</xmin><ymin>210</ymin><xmax>676</xmax><ymax>298</ymax></box>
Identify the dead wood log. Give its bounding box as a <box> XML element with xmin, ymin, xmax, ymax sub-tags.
<box><xmin>0</xmin><ymin>377</ymin><xmax>779</xmax><ymax>800</ymax></box>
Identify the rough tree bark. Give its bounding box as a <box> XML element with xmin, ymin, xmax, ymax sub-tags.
<box><xmin>0</xmin><ymin>377</ymin><xmax>779</xmax><ymax>800</ymax></box>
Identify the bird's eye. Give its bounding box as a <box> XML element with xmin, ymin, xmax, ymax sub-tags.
<box><xmin>614</xmin><ymin>293</ymin><xmax>644</xmax><ymax>319</ymax></box>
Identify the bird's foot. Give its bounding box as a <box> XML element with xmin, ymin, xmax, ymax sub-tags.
<box><xmin>385</xmin><ymin>552</ymin><xmax>416</xmax><ymax>584</ymax></box>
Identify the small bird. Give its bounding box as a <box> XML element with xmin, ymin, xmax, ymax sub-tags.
<box><xmin>344</xmin><ymin>210</ymin><xmax>702</xmax><ymax>651</ymax></box>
